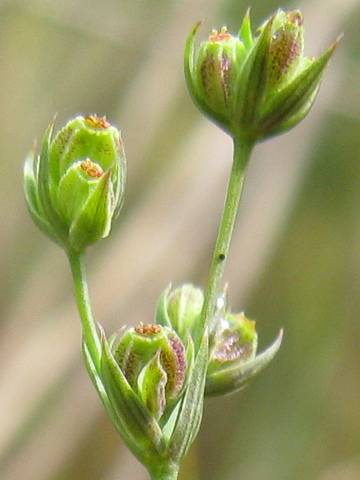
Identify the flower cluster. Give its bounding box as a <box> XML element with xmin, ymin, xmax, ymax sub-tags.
<box><xmin>156</xmin><ymin>284</ymin><xmax>282</xmax><ymax>396</ymax></box>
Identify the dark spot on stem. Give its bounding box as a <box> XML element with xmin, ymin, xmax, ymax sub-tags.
<box><xmin>218</xmin><ymin>253</ymin><xmax>225</xmax><ymax>261</ymax></box>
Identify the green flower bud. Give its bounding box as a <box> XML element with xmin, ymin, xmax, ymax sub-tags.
<box><xmin>185</xmin><ymin>9</ymin><xmax>340</xmax><ymax>142</ymax></box>
<box><xmin>206</xmin><ymin>309</ymin><xmax>283</xmax><ymax>396</ymax></box>
<box><xmin>156</xmin><ymin>284</ymin><xmax>204</xmax><ymax>339</ymax></box>
<box><xmin>208</xmin><ymin>312</ymin><xmax>257</xmax><ymax>374</ymax></box>
<box><xmin>86</xmin><ymin>322</ymin><xmax>208</xmax><ymax>476</ymax></box>
<box><xmin>114</xmin><ymin>323</ymin><xmax>186</xmax><ymax>420</ymax></box>
<box><xmin>24</xmin><ymin>114</ymin><xmax>126</xmax><ymax>252</ymax></box>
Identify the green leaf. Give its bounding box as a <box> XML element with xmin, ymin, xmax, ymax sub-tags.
<box><xmin>205</xmin><ymin>329</ymin><xmax>283</xmax><ymax>396</ymax></box>
<box><xmin>100</xmin><ymin>331</ymin><xmax>166</xmax><ymax>463</ymax></box>
<box><xmin>169</xmin><ymin>331</ymin><xmax>208</xmax><ymax>462</ymax></box>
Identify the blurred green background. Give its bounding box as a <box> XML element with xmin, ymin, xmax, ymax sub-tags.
<box><xmin>0</xmin><ymin>0</ymin><xmax>359</xmax><ymax>479</ymax></box>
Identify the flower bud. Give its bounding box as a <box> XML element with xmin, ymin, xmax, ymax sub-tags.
<box><xmin>114</xmin><ymin>323</ymin><xmax>186</xmax><ymax>420</ymax></box>
<box><xmin>208</xmin><ymin>312</ymin><xmax>257</xmax><ymax>374</ymax></box>
<box><xmin>206</xmin><ymin>308</ymin><xmax>283</xmax><ymax>396</ymax></box>
<box><xmin>24</xmin><ymin>114</ymin><xmax>126</xmax><ymax>252</ymax></box>
<box><xmin>88</xmin><ymin>322</ymin><xmax>207</xmax><ymax>476</ymax></box>
<box><xmin>185</xmin><ymin>9</ymin><xmax>340</xmax><ymax>142</ymax></box>
<box><xmin>156</xmin><ymin>284</ymin><xmax>204</xmax><ymax>339</ymax></box>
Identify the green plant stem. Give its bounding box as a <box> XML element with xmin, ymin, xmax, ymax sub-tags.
<box><xmin>150</xmin><ymin>474</ymin><xmax>178</xmax><ymax>480</ymax></box>
<box><xmin>68</xmin><ymin>250</ymin><xmax>101</xmax><ymax>371</ymax></box>
<box><xmin>197</xmin><ymin>138</ymin><xmax>253</xmax><ymax>346</ymax></box>
<box><xmin>150</xmin><ymin>467</ymin><xmax>179</xmax><ymax>480</ymax></box>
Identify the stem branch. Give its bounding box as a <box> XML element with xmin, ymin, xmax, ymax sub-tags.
<box><xmin>197</xmin><ymin>138</ymin><xmax>253</xmax><ymax>345</ymax></box>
